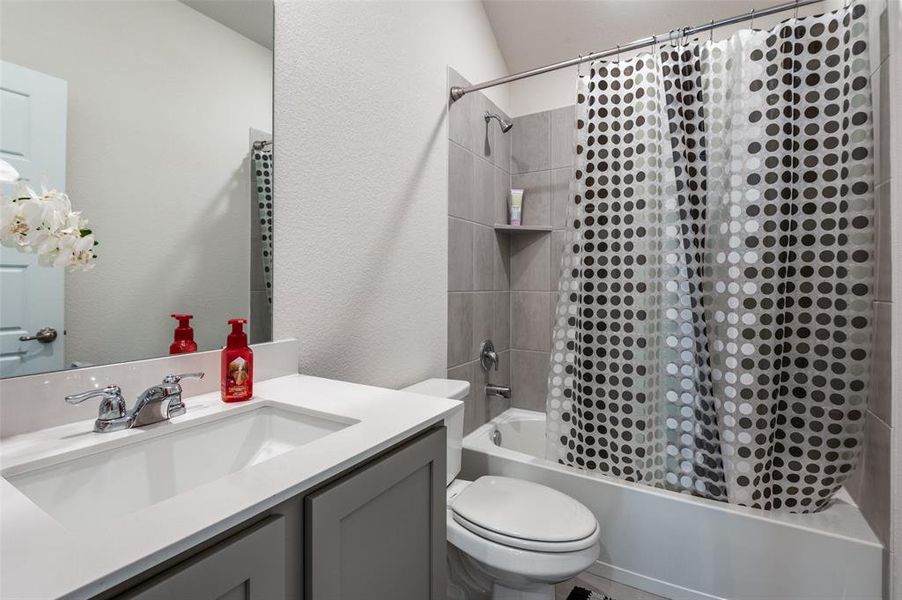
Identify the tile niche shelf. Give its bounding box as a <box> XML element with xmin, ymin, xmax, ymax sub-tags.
<box><xmin>493</xmin><ymin>224</ymin><xmax>552</xmax><ymax>233</ymax></box>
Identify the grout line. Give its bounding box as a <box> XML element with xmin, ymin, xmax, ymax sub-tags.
<box><xmin>449</xmin><ymin>214</ymin><xmax>497</xmax><ymax>229</ymax></box>
<box><xmin>449</xmin><ymin>138</ymin><xmax>511</xmax><ymax>176</ymax></box>
<box><xmin>447</xmin><ymin>359</ymin><xmax>477</xmax><ymax>371</ymax></box>
<box><xmin>867</xmin><ymin>407</ymin><xmax>892</xmax><ymax>430</ymax></box>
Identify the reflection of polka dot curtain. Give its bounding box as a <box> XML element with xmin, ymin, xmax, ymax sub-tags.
<box><xmin>546</xmin><ymin>4</ymin><xmax>874</xmax><ymax>513</ymax></box>
<box><xmin>253</xmin><ymin>148</ymin><xmax>274</xmax><ymax>304</ymax></box>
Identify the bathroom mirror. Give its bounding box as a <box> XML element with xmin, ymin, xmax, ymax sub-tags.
<box><xmin>0</xmin><ymin>0</ymin><xmax>274</xmax><ymax>378</ymax></box>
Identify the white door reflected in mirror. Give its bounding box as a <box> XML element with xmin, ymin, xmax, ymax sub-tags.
<box><xmin>0</xmin><ymin>62</ymin><xmax>67</xmax><ymax>377</ymax></box>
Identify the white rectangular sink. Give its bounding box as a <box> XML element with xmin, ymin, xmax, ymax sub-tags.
<box><xmin>3</xmin><ymin>403</ymin><xmax>351</xmax><ymax>528</ymax></box>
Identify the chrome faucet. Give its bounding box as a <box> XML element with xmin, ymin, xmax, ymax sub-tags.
<box><xmin>479</xmin><ymin>339</ymin><xmax>512</xmax><ymax>399</ymax></box>
<box><xmin>65</xmin><ymin>372</ymin><xmax>204</xmax><ymax>433</ymax></box>
<box><xmin>485</xmin><ymin>384</ymin><xmax>512</xmax><ymax>399</ymax></box>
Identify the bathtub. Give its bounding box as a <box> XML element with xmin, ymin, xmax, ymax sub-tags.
<box><xmin>461</xmin><ymin>408</ymin><xmax>882</xmax><ymax>600</ymax></box>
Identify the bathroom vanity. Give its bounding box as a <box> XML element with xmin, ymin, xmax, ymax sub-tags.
<box><xmin>0</xmin><ymin>357</ymin><xmax>460</xmax><ymax>600</ymax></box>
<box><xmin>107</xmin><ymin>426</ymin><xmax>446</xmax><ymax>600</ymax></box>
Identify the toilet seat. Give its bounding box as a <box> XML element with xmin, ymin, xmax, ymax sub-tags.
<box><xmin>452</xmin><ymin>511</ymin><xmax>599</xmax><ymax>553</ymax></box>
<box><xmin>450</xmin><ymin>476</ymin><xmax>598</xmax><ymax>553</ymax></box>
<box><xmin>446</xmin><ymin>510</ymin><xmax>601</xmax><ymax>585</ymax></box>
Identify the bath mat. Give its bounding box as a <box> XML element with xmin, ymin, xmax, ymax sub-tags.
<box><xmin>566</xmin><ymin>586</ymin><xmax>613</xmax><ymax>600</ymax></box>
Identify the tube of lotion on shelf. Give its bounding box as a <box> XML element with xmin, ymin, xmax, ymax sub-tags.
<box><xmin>510</xmin><ymin>189</ymin><xmax>524</xmax><ymax>226</ymax></box>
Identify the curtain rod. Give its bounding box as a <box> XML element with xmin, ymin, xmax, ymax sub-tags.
<box><xmin>450</xmin><ymin>0</ymin><xmax>827</xmax><ymax>102</ymax></box>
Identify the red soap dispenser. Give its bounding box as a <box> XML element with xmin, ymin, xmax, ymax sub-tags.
<box><xmin>169</xmin><ymin>314</ymin><xmax>198</xmax><ymax>354</ymax></box>
<box><xmin>221</xmin><ymin>318</ymin><xmax>253</xmax><ymax>402</ymax></box>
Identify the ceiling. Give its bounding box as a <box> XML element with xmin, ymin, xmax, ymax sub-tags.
<box><xmin>482</xmin><ymin>0</ymin><xmax>795</xmax><ymax>73</ymax></box>
<box><xmin>182</xmin><ymin>0</ymin><xmax>273</xmax><ymax>50</ymax></box>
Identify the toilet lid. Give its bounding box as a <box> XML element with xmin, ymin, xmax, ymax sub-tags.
<box><xmin>450</xmin><ymin>476</ymin><xmax>597</xmax><ymax>544</ymax></box>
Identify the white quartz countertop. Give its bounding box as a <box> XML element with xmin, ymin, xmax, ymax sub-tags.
<box><xmin>0</xmin><ymin>374</ymin><xmax>461</xmax><ymax>600</ymax></box>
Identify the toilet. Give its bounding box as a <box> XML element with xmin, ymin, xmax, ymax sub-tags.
<box><xmin>402</xmin><ymin>378</ymin><xmax>600</xmax><ymax>600</ymax></box>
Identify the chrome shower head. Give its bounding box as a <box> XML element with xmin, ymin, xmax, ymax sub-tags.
<box><xmin>485</xmin><ymin>111</ymin><xmax>513</xmax><ymax>133</ymax></box>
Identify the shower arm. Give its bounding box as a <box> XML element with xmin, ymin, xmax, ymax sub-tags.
<box><xmin>450</xmin><ymin>0</ymin><xmax>827</xmax><ymax>102</ymax></box>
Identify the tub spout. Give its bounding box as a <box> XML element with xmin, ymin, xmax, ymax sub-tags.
<box><xmin>485</xmin><ymin>384</ymin><xmax>511</xmax><ymax>399</ymax></box>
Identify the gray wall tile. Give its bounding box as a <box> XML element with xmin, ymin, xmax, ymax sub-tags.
<box><xmin>493</xmin><ymin>291</ymin><xmax>511</xmax><ymax>351</ymax></box>
<box><xmin>448</xmin><ymin>217</ymin><xmax>474</xmax><ymax>291</ymax></box>
<box><xmin>248</xmin><ymin>291</ymin><xmax>272</xmax><ymax>344</ymax></box>
<box><xmin>447</xmin><ymin>360</ymin><xmax>471</xmax><ymax>390</ymax></box>
<box><xmin>471</xmin><ymin>94</ymin><xmax>494</xmax><ymax>162</ymax></box>
<box><xmin>465</xmin><ymin>360</ymin><xmax>488</xmax><ymax>434</ymax></box>
<box><xmin>511</xmin><ymin>171</ymin><xmax>552</xmax><ymax>227</ymax></box>
<box><xmin>447</xmin><ymin>292</ymin><xmax>473</xmax><ymax>368</ymax></box>
<box><xmin>873</xmin><ymin>64</ymin><xmax>891</xmax><ymax>185</ymax></box>
<box><xmin>473</xmin><ymin>225</ymin><xmax>494</xmax><ymax>291</ymax></box>
<box><xmin>868</xmin><ymin>0</ymin><xmax>888</xmax><ymax>73</ymax></box>
<box><xmin>551</xmin><ymin>230</ymin><xmax>566</xmax><ymax>286</ymax></box>
<box><xmin>493</xmin><ymin>232</ymin><xmax>510</xmax><ymax>290</ymax></box>
<box><xmin>511</xmin><ymin>350</ymin><xmax>550</xmax><ymax>411</ymax></box>
<box><xmin>879</xmin><ymin>64</ymin><xmax>890</xmax><ymax>184</ymax></box>
<box><xmin>474</xmin><ymin>157</ymin><xmax>496</xmax><ymax>226</ymax></box>
<box><xmin>250</xmin><ymin>235</ymin><xmax>266</xmax><ymax>291</ymax></box>
<box><xmin>549</xmin><ymin>105</ymin><xmax>575</xmax><ymax>170</ymax></box>
<box><xmin>511</xmin><ymin>232</ymin><xmax>551</xmax><ymax>291</ymax></box>
<box><xmin>494</xmin><ymin>166</ymin><xmax>511</xmax><ymax>226</ymax></box>
<box><xmin>551</xmin><ymin>168</ymin><xmax>570</xmax><ymax>230</ymax></box>
<box><xmin>472</xmin><ymin>292</ymin><xmax>493</xmax><ymax>360</ymax></box>
<box><xmin>446</xmin><ymin>75</ymin><xmax>514</xmax><ymax>434</ymax></box>
<box><xmin>483</xmin><ymin>349</ymin><xmax>511</xmax><ymax>420</ymax></box>
<box><xmin>511</xmin><ymin>292</ymin><xmax>553</xmax><ymax>352</ymax></box>
<box><xmin>875</xmin><ymin>183</ymin><xmax>892</xmax><ymax>302</ymax></box>
<box><xmin>448</xmin><ymin>68</ymin><xmax>475</xmax><ymax>152</ymax></box>
<box><xmin>486</xmin><ymin>99</ymin><xmax>512</xmax><ymax>172</ymax></box>
<box><xmin>859</xmin><ymin>411</ymin><xmax>891</xmax><ymax>545</ymax></box>
<box><xmin>870</xmin><ymin>301</ymin><xmax>892</xmax><ymax>425</ymax></box>
<box><xmin>511</xmin><ymin>111</ymin><xmax>550</xmax><ymax>174</ymax></box>
<box><xmin>447</xmin><ymin>360</ymin><xmax>480</xmax><ymax>434</ymax></box>
<box><xmin>448</xmin><ymin>142</ymin><xmax>474</xmax><ymax>220</ymax></box>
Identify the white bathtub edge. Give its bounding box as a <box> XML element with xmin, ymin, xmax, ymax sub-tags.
<box><xmin>462</xmin><ymin>407</ymin><xmax>883</xmax><ymax>600</ymax></box>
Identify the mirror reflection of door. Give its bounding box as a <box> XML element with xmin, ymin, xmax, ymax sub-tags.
<box><xmin>0</xmin><ymin>62</ymin><xmax>67</xmax><ymax>377</ymax></box>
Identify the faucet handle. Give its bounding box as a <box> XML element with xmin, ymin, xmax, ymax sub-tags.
<box><xmin>162</xmin><ymin>372</ymin><xmax>204</xmax><ymax>385</ymax></box>
<box><xmin>65</xmin><ymin>385</ymin><xmax>123</xmax><ymax>404</ymax></box>
<box><xmin>65</xmin><ymin>385</ymin><xmax>127</xmax><ymax>421</ymax></box>
<box><xmin>479</xmin><ymin>340</ymin><xmax>499</xmax><ymax>372</ymax></box>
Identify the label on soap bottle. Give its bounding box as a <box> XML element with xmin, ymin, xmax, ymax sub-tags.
<box><xmin>226</xmin><ymin>356</ymin><xmax>250</xmax><ymax>396</ymax></box>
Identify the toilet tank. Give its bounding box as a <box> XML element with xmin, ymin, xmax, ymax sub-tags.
<box><xmin>401</xmin><ymin>378</ymin><xmax>467</xmax><ymax>485</ymax></box>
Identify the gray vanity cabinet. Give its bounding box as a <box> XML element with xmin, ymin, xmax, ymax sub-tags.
<box><xmin>108</xmin><ymin>426</ymin><xmax>446</xmax><ymax>600</ymax></box>
<box><xmin>305</xmin><ymin>426</ymin><xmax>447</xmax><ymax>600</ymax></box>
<box><xmin>119</xmin><ymin>516</ymin><xmax>287</xmax><ymax>600</ymax></box>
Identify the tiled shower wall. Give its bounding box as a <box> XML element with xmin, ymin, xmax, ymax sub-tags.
<box><xmin>446</xmin><ymin>68</ymin><xmax>512</xmax><ymax>433</ymax></box>
<box><xmin>847</xmin><ymin>0</ymin><xmax>895</xmax><ymax>595</ymax></box>
<box><xmin>508</xmin><ymin>106</ymin><xmax>575</xmax><ymax>411</ymax></box>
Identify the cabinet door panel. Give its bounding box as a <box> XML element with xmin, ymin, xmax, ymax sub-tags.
<box><xmin>118</xmin><ymin>516</ymin><xmax>286</xmax><ymax>600</ymax></box>
<box><xmin>305</xmin><ymin>427</ymin><xmax>446</xmax><ymax>600</ymax></box>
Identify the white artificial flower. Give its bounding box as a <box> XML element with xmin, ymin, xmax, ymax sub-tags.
<box><xmin>0</xmin><ymin>182</ymin><xmax>97</xmax><ymax>271</ymax></box>
<box><xmin>0</xmin><ymin>159</ymin><xmax>19</xmax><ymax>183</ymax></box>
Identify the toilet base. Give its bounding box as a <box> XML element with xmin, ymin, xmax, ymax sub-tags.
<box><xmin>492</xmin><ymin>581</ymin><xmax>554</xmax><ymax>600</ymax></box>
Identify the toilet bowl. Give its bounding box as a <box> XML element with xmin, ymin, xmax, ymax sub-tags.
<box><xmin>402</xmin><ymin>379</ymin><xmax>601</xmax><ymax>600</ymax></box>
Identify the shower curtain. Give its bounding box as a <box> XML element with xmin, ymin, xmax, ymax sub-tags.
<box><xmin>546</xmin><ymin>3</ymin><xmax>874</xmax><ymax>513</ymax></box>
<box><xmin>252</xmin><ymin>146</ymin><xmax>274</xmax><ymax>305</ymax></box>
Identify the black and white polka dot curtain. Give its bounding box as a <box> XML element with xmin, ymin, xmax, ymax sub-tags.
<box><xmin>253</xmin><ymin>148</ymin><xmax>274</xmax><ymax>305</ymax></box>
<box><xmin>546</xmin><ymin>4</ymin><xmax>874</xmax><ymax>513</ymax></box>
